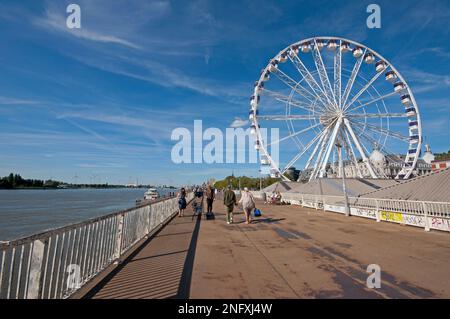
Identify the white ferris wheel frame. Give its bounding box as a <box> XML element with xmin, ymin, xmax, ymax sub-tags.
<box><xmin>251</xmin><ymin>36</ymin><xmax>423</xmax><ymax>181</ymax></box>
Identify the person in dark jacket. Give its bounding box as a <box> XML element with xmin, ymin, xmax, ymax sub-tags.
<box><xmin>177</xmin><ymin>188</ymin><xmax>187</xmax><ymax>217</ymax></box>
<box><xmin>205</xmin><ymin>185</ymin><xmax>215</xmax><ymax>213</ymax></box>
<box><xmin>223</xmin><ymin>185</ymin><xmax>237</xmax><ymax>224</ymax></box>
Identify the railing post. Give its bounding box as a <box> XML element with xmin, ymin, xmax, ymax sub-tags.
<box><xmin>26</xmin><ymin>239</ymin><xmax>45</xmax><ymax>299</ymax></box>
<box><xmin>375</xmin><ymin>200</ymin><xmax>380</xmax><ymax>222</ymax></box>
<box><xmin>422</xmin><ymin>202</ymin><xmax>430</xmax><ymax>232</ymax></box>
<box><xmin>144</xmin><ymin>206</ymin><xmax>151</xmax><ymax>238</ymax></box>
<box><xmin>113</xmin><ymin>213</ymin><xmax>125</xmax><ymax>263</ymax></box>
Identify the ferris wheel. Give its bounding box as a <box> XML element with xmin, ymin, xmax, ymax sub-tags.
<box><xmin>250</xmin><ymin>36</ymin><xmax>422</xmax><ymax>181</ymax></box>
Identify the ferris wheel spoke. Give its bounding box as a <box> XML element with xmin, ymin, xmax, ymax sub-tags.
<box><xmin>260</xmin><ymin>88</ymin><xmax>323</xmax><ymax>113</ymax></box>
<box><xmin>341</xmin><ymin>48</ymin><xmax>366</xmax><ymax>108</ymax></box>
<box><xmin>346</xmin><ymin>91</ymin><xmax>398</xmax><ymax>113</ymax></box>
<box><xmin>280</xmin><ymin>127</ymin><xmax>327</xmax><ymax>175</ymax></box>
<box><xmin>343</xmin><ymin>71</ymin><xmax>384</xmax><ymax>112</ymax></box>
<box><xmin>257</xmin><ymin>114</ymin><xmax>318</xmax><ymax>121</ymax></box>
<box><xmin>267</xmin><ymin>122</ymin><xmax>322</xmax><ymax>147</ymax></box>
<box><xmin>288</xmin><ymin>51</ymin><xmax>333</xmax><ymax>111</ymax></box>
<box><xmin>334</xmin><ymin>41</ymin><xmax>342</xmax><ymax>109</ymax></box>
<box><xmin>270</xmin><ymin>69</ymin><xmax>322</xmax><ymax>105</ymax></box>
<box><xmin>343</xmin><ymin>118</ymin><xmax>378</xmax><ymax>178</ymax></box>
<box><xmin>312</xmin><ymin>39</ymin><xmax>338</xmax><ymax>108</ymax></box>
<box><xmin>351</xmin><ymin>119</ymin><xmax>410</xmax><ymax>143</ymax></box>
<box><xmin>347</xmin><ymin>113</ymin><xmax>407</xmax><ymax>119</ymax></box>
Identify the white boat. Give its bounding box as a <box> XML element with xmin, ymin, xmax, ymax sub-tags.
<box><xmin>144</xmin><ymin>188</ymin><xmax>159</xmax><ymax>201</ymax></box>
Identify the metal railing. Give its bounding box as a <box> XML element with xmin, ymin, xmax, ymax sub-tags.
<box><xmin>252</xmin><ymin>191</ymin><xmax>450</xmax><ymax>233</ymax></box>
<box><xmin>0</xmin><ymin>193</ymin><xmax>193</xmax><ymax>299</ymax></box>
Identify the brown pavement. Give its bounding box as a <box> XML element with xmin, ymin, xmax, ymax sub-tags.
<box><xmin>189</xmin><ymin>197</ymin><xmax>450</xmax><ymax>299</ymax></box>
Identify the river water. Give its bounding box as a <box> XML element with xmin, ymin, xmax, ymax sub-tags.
<box><xmin>0</xmin><ymin>188</ymin><xmax>174</xmax><ymax>241</ymax></box>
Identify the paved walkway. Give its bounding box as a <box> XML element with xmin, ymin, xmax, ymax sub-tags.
<box><xmin>86</xmin><ymin>195</ymin><xmax>450</xmax><ymax>299</ymax></box>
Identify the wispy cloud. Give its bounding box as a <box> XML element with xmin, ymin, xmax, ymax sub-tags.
<box><xmin>230</xmin><ymin>117</ymin><xmax>249</xmax><ymax>128</ymax></box>
<box><xmin>0</xmin><ymin>96</ymin><xmax>40</xmax><ymax>105</ymax></box>
<box><xmin>33</xmin><ymin>9</ymin><xmax>141</xmax><ymax>49</ymax></box>
<box><xmin>404</xmin><ymin>68</ymin><xmax>450</xmax><ymax>93</ymax></box>
<box><xmin>64</xmin><ymin>52</ymin><xmax>249</xmax><ymax>101</ymax></box>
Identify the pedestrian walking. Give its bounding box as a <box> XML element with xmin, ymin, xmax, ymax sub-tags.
<box><xmin>177</xmin><ymin>187</ymin><xmax>187</xmax><ymax>217</ymax></box>
<box><xmin>205</xmin><ymin>185</ymin><xmax>215</xmax><ymax>213</ymax></box>
<box><xmin>239</xmin><ymin>187</ymin><xmax>256</xmax><ymax>224</ymax></box>
<box><xmin>223</xmin><ymin>185</ymin><xmax>237</xmax><ymax>224</ymax></box>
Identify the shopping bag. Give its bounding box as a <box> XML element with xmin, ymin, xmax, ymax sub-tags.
<box><xmin>254</xmin><ymin>208</ymin><xmax>262</xmax><ymax>217</ymax></box>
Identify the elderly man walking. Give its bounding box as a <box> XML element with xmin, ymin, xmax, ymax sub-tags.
<box><xmin>223</xmin><ymin>185</ymin><xmax>237</xmax><ymax>224</ymax></box>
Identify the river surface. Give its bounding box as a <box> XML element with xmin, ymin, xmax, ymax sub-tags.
<box><xmin>0</xmin><ymin>188</ymin><xmax>174</xmax><ymax>241</ymax></box>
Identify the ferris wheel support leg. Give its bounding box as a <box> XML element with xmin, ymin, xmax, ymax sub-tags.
<box><xmin>319</xmin><ymin>118</ymin><xmax>342</xmax><ymax>178</ymax></box>
<box><xmin>343</xmin><ymin>118</ymin><xmax>377</xmax><ymax>178</ymax></box>
<box><xmin>310</xmin><ymin>130</ymin><xmax>331</xmax><ymax>181</ymax></box>
<box><xmin>343</xmin><ymin>128</ymin><xmax>364</xmax><ymax>178</ymax></box>
<box><xmin>305</xmin><ymin>130</ymin><xmax>327</xmax><ymax>171</ymax></box>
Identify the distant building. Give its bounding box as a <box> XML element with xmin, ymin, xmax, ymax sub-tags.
<box><xmin>296</xmin><ymin>151</ymin><xmax>432</xmax><ymax>181</ymax></box>
<box><xmin>431</xmin><ymin>146</ymin><xmax>450</xmax><ymax>171</ymax></box>
<box><xmin>422</xmin><ymin>144</ymin><xmax>435</xmax><ymax>164</ymax></box>
<box><xmin>329</xmin><ymin>152</ymin><xmax>432</xmax><ymax>179</ymax></box>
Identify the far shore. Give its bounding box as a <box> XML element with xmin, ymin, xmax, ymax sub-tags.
<box><xmin>0</xmin><ymin>186</ymin><xmax>176</xmax><ymax>190</ymax></box>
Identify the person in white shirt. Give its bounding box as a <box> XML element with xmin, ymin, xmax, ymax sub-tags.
<box><xmin>239</xmin><ymin>187</ymin><xmax>256</xmax><ymax>224</ymax></box>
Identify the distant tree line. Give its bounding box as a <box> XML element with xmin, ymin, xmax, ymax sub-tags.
<box><xmin>435</xmin><ymin>150</ymin><xmax>450</xmax><ymax>161</ymax></box>
<box><xmin>214</xmin><ymin>175</ymin><xmax>279</xmax><ymax>190</ymax></box>
<box><xmin>0</xmin><ymin>173</ymin><xmax>179</xmax><ymax>190</ymax></box>
<box><xmin>0</xmin><ymin>173</ymin><xmax>62</xmax><ymax>189</ymax></box>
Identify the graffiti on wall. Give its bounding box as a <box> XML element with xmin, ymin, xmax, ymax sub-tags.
<box><xmin>380</xmin><ymin>211</ymin><xmax>404</xmax><ymax>223</ymax></box>
<box><xmin>403</xmin><ymin>214</ymin><xmax>426</xmax><ymax>227</ymax></box>
<box><xmin>350</xmin><ymin>207</ymin><xmax>377</xmax><ymax>219</ymax></box>
<box><xmin>430</xmin><ymin>217</ymin><xmax>450</xmax><ymax>231</ymax></box>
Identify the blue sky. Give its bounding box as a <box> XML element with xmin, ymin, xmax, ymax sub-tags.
<box><xmin>0</xmin><ymin>0</ymin><xmax>449</xmax><ymax>185</ymax></box>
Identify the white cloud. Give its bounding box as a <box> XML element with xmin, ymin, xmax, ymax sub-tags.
<box><xmin>230</xmin><ymin>117</ymin><xmax>249</xmax><ymax>128</ymax></box>
<box><xmin>33</xmin><ymin>9</ymin><xmax>140</xmax><ymax>49</ymax></box>
<box><xmin>403</xmin><ymin>68</ymin><xmax>450</xmax><ymax>93</ymax></box>
<box><xmin>0</xmin><ymin>96</ymin><xmax>40</xmax><ymax>105</ymax></box>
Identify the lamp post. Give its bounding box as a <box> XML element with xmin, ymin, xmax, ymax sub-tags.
<box><xmin>336</xmin><ymin>142</ymin><xmax>350</xmax><ymax>217</ymax></box>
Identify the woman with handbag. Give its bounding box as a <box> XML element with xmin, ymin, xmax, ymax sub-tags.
<box><xmin>239</xmin><ymin>187</ymin><xmax>256</xmax><ymax>224</ymax></box>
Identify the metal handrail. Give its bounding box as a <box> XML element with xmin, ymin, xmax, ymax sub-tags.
<box><xmin>0</xmin><ymin>193</ymin><xmax>193</xmax><ymax>299</ymax></box>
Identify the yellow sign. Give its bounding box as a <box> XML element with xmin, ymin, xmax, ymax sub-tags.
<box><xmin>380</xmin><ymin>211</ymin><xmax>404</xmax><ymax>223</ymax></box>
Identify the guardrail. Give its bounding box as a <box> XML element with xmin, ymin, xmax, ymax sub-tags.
<box><xmin>252</xmin><ymin>191</ymin><xmax>450</xmax><ymax>233</ymax></box>
<box><xmin>0</xmin><ymin>193</ymin><xmax>193</xmax><ymax>299</ymax></box>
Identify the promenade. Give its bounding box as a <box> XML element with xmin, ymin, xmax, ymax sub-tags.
<box><xmin>85</xmin><ymin>196</ymin><xmax>450</xmax><ymax>299</ymax></box>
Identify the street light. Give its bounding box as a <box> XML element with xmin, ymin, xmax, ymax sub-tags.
<box><xmin>335</xmin><ymin>142</ymin><xmax>350</xmax><ymax>217</ymax></box>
